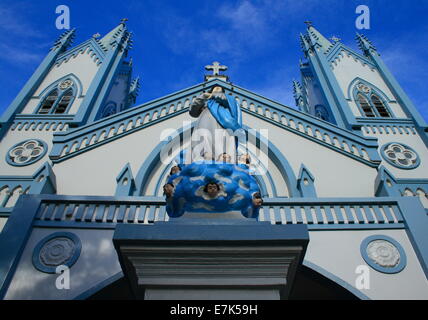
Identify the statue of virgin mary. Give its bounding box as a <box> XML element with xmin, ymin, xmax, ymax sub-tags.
<box><xmin>185</xmin><ymin>86</ymin><xmax>242</xmax><ymax>163</ymax></box>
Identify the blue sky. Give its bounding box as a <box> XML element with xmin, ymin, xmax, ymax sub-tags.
<box><xmin>1</xmin><ymin>0</ymin><xmax>428</xmax><ymax>122</ymax></box>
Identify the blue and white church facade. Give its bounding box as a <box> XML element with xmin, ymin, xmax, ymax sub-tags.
<box><xmin>0</xmin><ymin>21</ymin><xmax>427</xmax><ymax>300</ymax></box>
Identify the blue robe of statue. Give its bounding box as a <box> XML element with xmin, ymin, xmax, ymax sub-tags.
<box><xmin>187</xmin><ymin>91</ymin><xmax>243</xmax><ymax>163</ymax></box>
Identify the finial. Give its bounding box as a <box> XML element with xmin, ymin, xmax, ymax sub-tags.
<box><xmin>304</xmin><ymin>21</ymin><xmax>313</xmax><ymax>27</ymax></box>
<box><xmin>93</xmin><ymin>33</ymin><xmax>101</xmax><ymax>39</ymax></box>
<box><xmin>120</xmin><ymin>18</ymin><xmax>128</xmax><ymax>24</ymax></box>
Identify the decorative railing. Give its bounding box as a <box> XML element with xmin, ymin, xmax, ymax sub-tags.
<box><xmin>50</xmin><ymin>86</ymin><xmax>203</xmax><ymax>162</ymax></box>
<box><xmin>49</xmin><ymin>80</ymin><xmax>381</xmax><ymax>167</ymax></box>
<box><xmin>28</xmin><ymin>195</ymin><xmax>407</xmax><ymax>230</ymax></box>
<box><xmin>355</xmin><ymin>117</ymin><xmax>417</xmax><ymax>136</ymax></box>
<box><xmin>394</xmin><ymin>181</ymin><xmax>428</xmax><ymax>209</ymax></box>
<box><xmin>232</xmin><ymin>87</ymin><xmax>381</xmax><ymax>166</ymax></box>
<box><xmin>259</xmin><ymin>197</ymin><xmax>404</xmax><ymax>228</ymax></box>
<box><xmin>11</xmin><ymin>115</ymin><xmax>74</xmax><ymax>132</ymax></box>
<box><xmin>397</xmin><ymin>181</ymin><xmax>428</xmax><ymax>197</ymax></box>
<box><xmin>0</xmin><ymin>177</ymin><xmax>31</xmax><ymax>216</ymax></box>
<box><xmin>35</xmin><ymin>196</ymin><xmax>167</xmax><ymax>225</ymax></box>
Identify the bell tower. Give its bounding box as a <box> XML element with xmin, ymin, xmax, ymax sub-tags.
<box><xmin>0</xmin><ymin>20</ymin><xmax>140</xmax><ymax>143</ymax></box>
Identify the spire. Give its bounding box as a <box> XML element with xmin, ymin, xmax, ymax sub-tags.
<box><xmin>99</xmin><ymin>20</ymin><xmax>130</xmax><ymax>51</ymax></box>
<box><xmin>51</xmin><ymin>28</ymin><xmax>76</xmax><ymax>52</ymax></box>
<box><xmin>299</xmin><ymin>33</ymin><xmax>311</xmax><ymax>52</ymax></box>
<box><xmin>297</xmin><ymin>164</ymin><xmax>316</xmax><ymax>197</ymax></box>
<box><xmin>307</xmin><ymin>25</ymin><xmax>333</xmax><ymax>52</ymax></box>
<box><xmin>115</xmin><ymin>163</ymin><xmax>136</xmax><ymax>196</ymax></box>
<box><xmin>355</xmin><ymin>33</ymin><xmax>377</xmax><ymax>56</ymax></box>
<box><xmin>293</xmin><ymin>80</ymin><xmax>303</xmax><ymax>99</ymax></box>
<box><xmin>293</xmin><ymin>80</ymin><xmax>308</xmax><ymax>112</ymax></box>
<box><xmin>128</xmin><ymin>76</ymin><xmax>141</xmax><ymax>105</ymax></box>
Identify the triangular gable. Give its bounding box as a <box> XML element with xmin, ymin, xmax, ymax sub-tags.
<box><xmin>49</xmin><ymin>79</ymin><xmax>381</xmax><ymax>167</ymax></box>
<box><xmin>54</xmin><ymin>38</ymin><xmax>106</xmax><ymax>67</ymax></box>
<box><xmin>327</xmin><ymin>42</ymin><xmax>376</xmax><ymax>69</ymax></box>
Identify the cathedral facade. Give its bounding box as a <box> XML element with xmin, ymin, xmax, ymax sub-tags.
<box><xmin>0</xmin><ymin>21</ymin><xmax>427</xmax><ymax>300</ymax></box>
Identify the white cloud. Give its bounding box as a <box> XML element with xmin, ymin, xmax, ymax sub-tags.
<box><xmin>241</xmin><ymin>64</ymin><xmax>297</xmax><ymax>108</ymax></box>
<box><xmin>0</xmin><ymin>42</ymin><xmax>43</xmax><ymax>64</ymax></box>
<box><xmin>0</xmin><ymin>3</ymin><xmax>45</xmax><ymax>39</ymax></box>
<box><xmin>217</xmin><ymin>1</ymin><xmax>269</xmax><ymax>37</ymax></box>
<box><xmin>158</xmin><ymin>0</ymin><xmax>289</xmax><ymax>60</ymax></box>
<box><xmin>0</xmin><ymin>3</ymin><xmax>49</xmax><ymax>66</ymax></box>
<box><xmin>374</xmin><ymin>36</ymin><xmax>428</xmax><ymax>122</ymax></box>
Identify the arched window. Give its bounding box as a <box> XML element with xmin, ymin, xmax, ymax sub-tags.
<box><xmin>371</xmin><ymin>94</ymin><xmax>390</xmax><ymax>118</ymax></box>
<box><xmin>38</xmin><ymin>89</ymin><xmax>59</xmax><ymax>114</ymax></box>
<box><xmin>357</xmin><ymin>93</ymin><xmax>375</xmax><ymax>117</ymax></box>
<box><xmin>37</xmin><ymin>79</ymin><xmax>76</xmax><ymax>114</ymax></box>
<box><xmin>353</xmin><ymin>82</ymin><xmax>393</xmax><ymax>118</ymax></box>
<box><xmin>98</xmin><ymin>102</ymin><xmax>118</xmax><ymax>120</ymax></box>
<box><xmin>54</xmin><ymin>89</ymin><xmax>74</xmax><ymax>114</ymax></box>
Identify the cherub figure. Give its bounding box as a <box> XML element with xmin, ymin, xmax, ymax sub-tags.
<box><xmin>252</xmin><ymin>192</ymin><xmax>263</xmax><ymax>208</ymax></box>
<box><xmin>217</xmin><ymin>153</ymin><xmax>232</xmax><ymax>163</ymax></box>
<box><xmin>163</xmin><ymin>183</ymin><xmax>175</xmax><ymax>198</ymax></box>
<box><xmin>238</xmin><ymin>153</ymin><xmax>251</xmax><ymax>166</ymax></box>
<box><xmin>203</xmin><ymin>182</ymin><xmax>221</xmax><ymax>199</ymax></box>
<box><xmin>169</xmin><ymin>165</ymin><xmax>181</xmax><ymax>176</ymax></box>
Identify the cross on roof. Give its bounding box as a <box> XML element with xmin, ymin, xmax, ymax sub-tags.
<box><xmin>205</xmin><ymin>61</ymin><xmax>228</xmax><ymax>76</ymax></box>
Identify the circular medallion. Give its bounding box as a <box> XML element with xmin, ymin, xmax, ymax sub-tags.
<box><xmin>59</xmin><ymin>79</ymin><xmax>74</xmax><ymax>90</ymax></box>
<box><xmin>357</xmin><ymin>83</ymin><xmax>371</xmax><ymax>94</ymax></box>
<box><xmin>381</xmin><ymin>142</ymin><xmax>420</xmax><ymax>170</ymax></box>
<box><xmin>6</xmin><ymin>139</ymin><xmax>48</xmax><ymax>167</ymax></box>
<box><xmin>32</xmin><ymin>232</ymin><xmax>81</xmax><ymax>274</ymax></box>
<box><xmin>366</xmin><ymin>240</ymin><xmax>400</xmax><ymax>267</ymax></box>
<box><xmin>360</xmin><ymin>235</ymin><xmax>406</xmax><ymax>274</ymax></box>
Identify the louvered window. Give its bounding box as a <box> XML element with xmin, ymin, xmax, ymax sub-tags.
<box><xmin>357</xmin><ymin>94</ymin><xmax>375</xmax><ymax>117</ymax></box>
<box><xmin>38</xmin><ymin>90</ymin><xmax>59</xmax><ymax>114</ymax></box>
<box><xmin>371</xmin><ymin>95</ymin><xmax>390</xmax><ymax>118</ymax></box>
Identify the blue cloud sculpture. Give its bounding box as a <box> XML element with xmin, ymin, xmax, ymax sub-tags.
<box><xmin>165</xmin><ymin>161</ymin><xmax>261</xmax><ymax>219</ymax></box>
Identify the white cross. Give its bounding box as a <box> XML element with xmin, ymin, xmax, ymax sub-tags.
<box><xmin>205</xmin><ymin>61</ymin><xmax>228</xmax><ymax>76</ymax></box>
